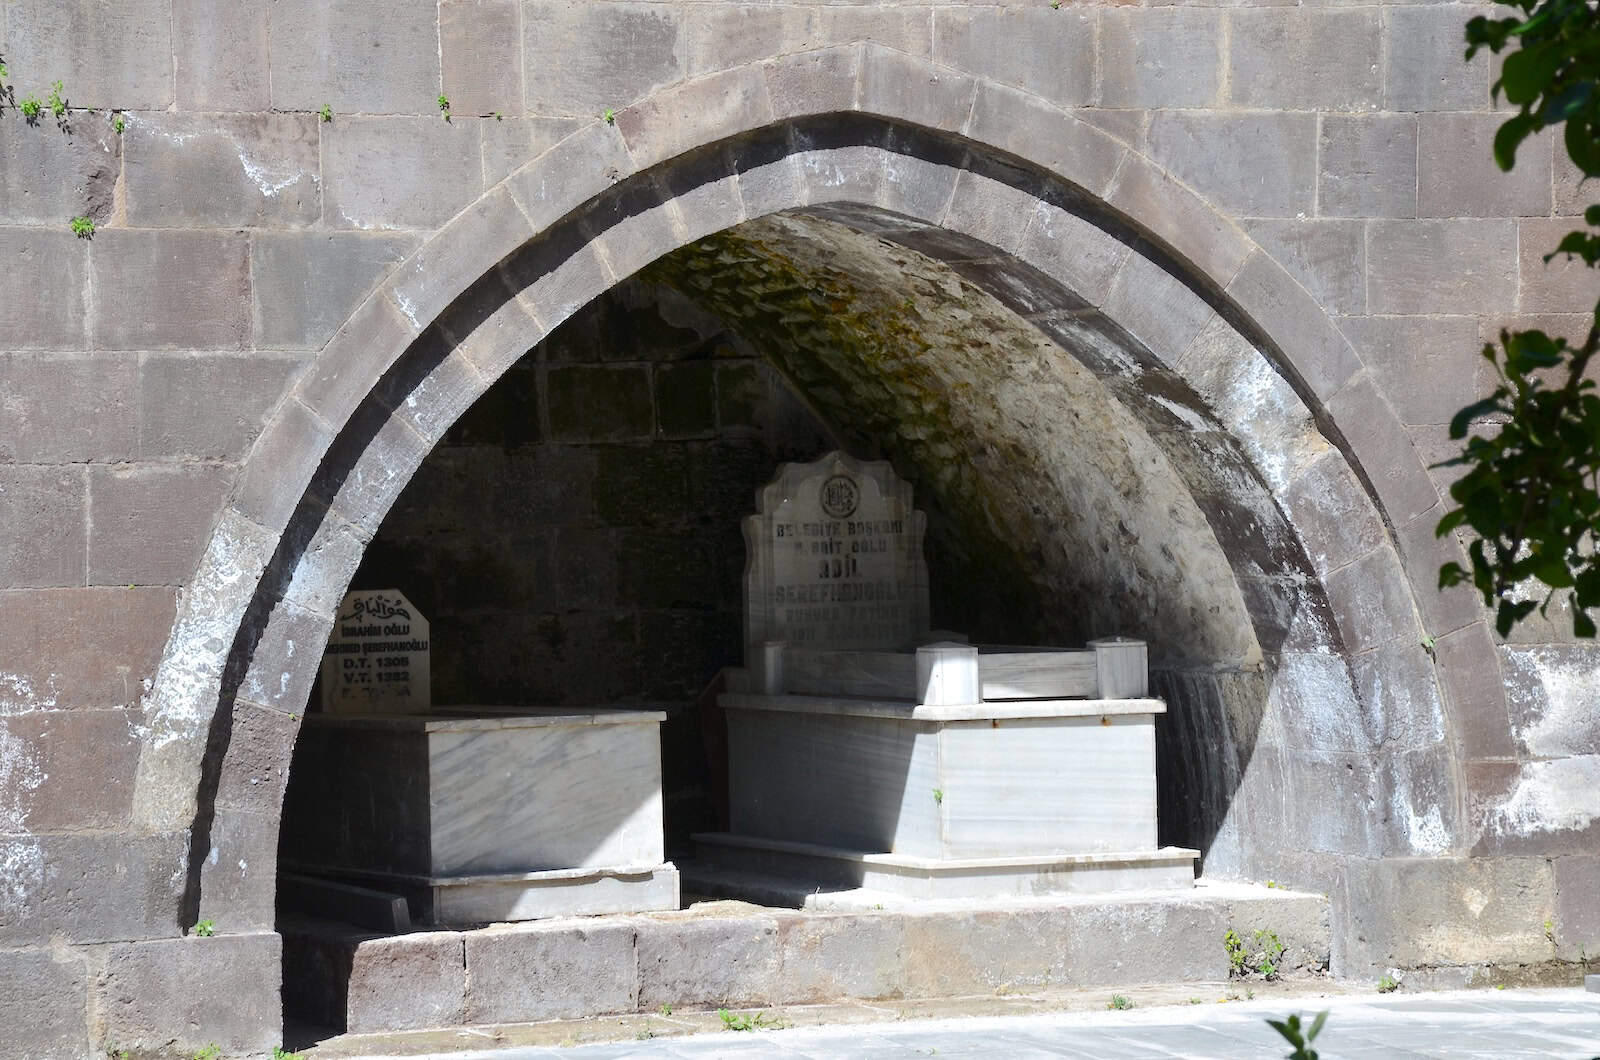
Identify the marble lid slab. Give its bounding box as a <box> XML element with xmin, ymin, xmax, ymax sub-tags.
<box><xmin>303</xmin><ymin>707</ymin><xmax>667</xmax><ymax>732</ymax></box>
<box><xmin>718</xmin><ymin>693</ymin><xmax>1166</xmax><ymax>721</ymax></box>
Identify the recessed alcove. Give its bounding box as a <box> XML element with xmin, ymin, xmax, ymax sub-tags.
<box><xmin>272</xmin><ymin>203</ymin><xmax>1339</xmax><ymax>1034</ymax></box>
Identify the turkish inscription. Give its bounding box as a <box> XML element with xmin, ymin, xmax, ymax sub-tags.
<box><xmin>320</xmin><ymin>589</ymin><xmax>432</xmax><ymax>714</ymax></box>
<box><xmin>744</xmin><ymin>451</ymin><xmax>929</xmax><ymax>660</ymax></box>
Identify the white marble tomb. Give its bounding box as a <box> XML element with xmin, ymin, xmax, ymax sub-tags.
<box><xmin>284</xmin><ymin>707</ymin><xmax>678</xmax><ymax>925</ymax></box>
<box><xmin>697</xmin><ymin>453</ymin><xmax>1196</xmax><ymax>898</ymax></box>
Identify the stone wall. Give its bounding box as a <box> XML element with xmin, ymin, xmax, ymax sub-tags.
<box><xmin>0</xmin><ymin>1</ymin><xmax>1596</xmax><ymax>1054</ymax></box>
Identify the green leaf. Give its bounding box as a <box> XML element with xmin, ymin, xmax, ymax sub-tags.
<box><xmin>1501</xmin><ymin>43</ymin><xmax>1560</xmax><ymax>105</ymax></box>
<box><xmin>1308</xmin><ymin>1010</ymin><xmax>1329</xmax><ymax>1042</ymax></box>
<box><xmin>1494</xmin><ymin>113</ymin><xmax>1538</xmax><ymax>171</ymax></box>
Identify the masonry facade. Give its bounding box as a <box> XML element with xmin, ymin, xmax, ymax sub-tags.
<box><xmin>0</xmin><ymin>1</ymin><xmax>1596</xmax><ymax>1055</ymax></box>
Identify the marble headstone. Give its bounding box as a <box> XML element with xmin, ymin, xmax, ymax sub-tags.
<box><xmin>743</xmin><ymin>451</ymin><xmax>929</xmax><ymax>661</ymax></box>
<box><xmin>320</xmin><ymin>589</ymin><xmax>431</xmax><ymax>714</ymax></box>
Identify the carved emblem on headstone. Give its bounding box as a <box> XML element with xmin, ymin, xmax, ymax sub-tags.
<box><xmin>319</xmin><ymin>589</ymin><xmax>431</xmax><ymax>714</ymax></box>
<box><xmin>742</xmin><ymin>451</ymin><xmax>929</xmax><ymax>661</ymax></box>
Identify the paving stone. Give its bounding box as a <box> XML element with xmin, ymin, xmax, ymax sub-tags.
<box><xmin>1146</xmin><ymin>112</ymin><xmax>1316</xmax><ymax>219</ymax></box>
<box><xmin>90</xmin><ymin>230</ymin><xmax>252</xmax><ymax>351</ymax></box>
<box><xmin>466</xmin><ymin>920</ymin><xmax>637</xmax><ymax>1024</ymax></box>
<box><xmin>1099</xmin><ymin>9</ymin><xmax>1221</xmax><ymax>110</ymax></box>
<box><xmin>1385</xmin><ymin>6</ymin><xmax>1492</xmax><ymax>112</ymax></box>
<box><xmin>0</xmin><ymin>465</ymin><xmax>85</xmax><ymax>589</ymax></box>
<box><xmin>523</xmin><ymin>1</ymin><xmax>686</xmax><ymax>117</ymax></box>
<box><xmin>99</xmin><ymin>933</ymin><xmax>281</xmax><ymax>1054</ymax></box>
<box><xmin>124</xmin><ymin>113</ymin><xmax>320</xmax><ymax>228</ymax></box>
<box><xmin>1419</xmin><ymin>113</ymin><xmax>1552</xmax><ymax>219</ymax></box>
<box><xmin>1228</xmin><ymin>9</ymin><xmax>1382</xmax><ymax>111</ymax></box>
<box><xmin>933</xmin><ymin>8</ymin><xmax>1093</xmax><ymax>109</ymax></box>
<box><xmin>0</xmin><ymin>831</ymin><xmax>187</xmax><ymax>947</ymax></box>
<box><xmin>0</xmin><ymin>708</ymin><xmax>140</xmax><ymax>831</ymax></box>
<box><xmin>1319</xmin><ymin>115</ymin><xmax>1418</xmax><ymax>220</ymax></box>
<box><xmin>3</xmin><ymin>0</ymin><xmax>173</xmax><ymax>109</ymax></box>
<box><xmin>0</xmin><ymin>353</ymin><xmax>136</xmax><ymax>463</ymax></box>
<box><xmin>174</xmin><ymin>0</ymin><xmax>270</xmax><ymax>111</ymax></box>
<box><xmin>323</xmin><ymin>116</ymin><xmax>485</xmax><ymax>231</ymax></box>
<box><xmin>0</xmin><ymin>948</ymin><xmax>89</xmax><ymax>1059</ymax></box>
<box><xmin>267</xmin><ymin>0</ymin><xmax>439</xmax><ymax>114</ymax></box>
<box><xmin>635</xmin><ymin>914</ymin><xmax>780</xmax><ymax>1009</ymax></box>
<box><xmin>139</xmin><ymin>352</ymin><xmax>301</xmax><ymax>462</ymax></box>
<box><xmin>87</xmin><ymin>464</ymin><xmax>231</xmax><ymax>585</ymax></box>
<box><xmin>1366</xmin><ymin>220</ymin><xmax>1519</xmax><ymax>316</ymax></box>
<box><xmin>0</xmin><ymin>112</ymin><xmax>120</xmax><ymax>226</ymax></box>
<box><xmin>441</xmin><ymin>0</ymin><xmax>523</xmax><ymax>118</ymax></box>
<box><xmin>253</xmin><ymin>231</ymin><xmax>418</xmax><ymax>350</ymax></box>
<box><xmin>0</xmin><ymin>230</ymin><xmax>89</xmax><ymax>350</ymax></box>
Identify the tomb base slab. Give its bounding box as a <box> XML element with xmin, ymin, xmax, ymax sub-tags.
<box><xmin>689</xmin><ymin>833</ymin><xmax>1198</xmax><ymax>900</ymax></box>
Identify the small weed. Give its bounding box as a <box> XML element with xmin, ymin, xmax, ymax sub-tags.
<box><xmin>493</xmin><ymin>110</ymin><xmax>503</xmax><ymax>120</ymax></box>
<box><xmin>718</xmin><ymin>1008</ymin><xmax>783</xmax><ymax>1032</ymax></box>
<box><xmin>48</xmin><ymin>79</ymin><xmax>65</xmax><ymax>118</ymax></box>
<box><xmin>603</xmin><ymin>107</ymin><xmax>616</xmax><ymax>125</ymax></box>
<box><xmin>0</xmin><ymin>60</ymin><xmax>7</xmax><ymax>80</ymax></box>
<box><xmin>657</xmin><ymin>1003</ymin><xmax>672</xmax><ymax>1016</ymax></box>
<box><xmin>319</xmin><ymin>103</ymin><xmax>332</xmax><ymax>123</ymax></box>
<box><xmin>1266</xmin><ymin>880</ymin><xmax>1278</xmax><ymax>889</ymax></box>
<box><xmin>1246</xmin><ymin>987</ymin><xmax>1256</xmax><ymax>1000</ymax></box>
<box><xmin>1254</xmin><ymin>929</ymin><xmax>1286</xmax><ymax>980</ymax></box>
<box><xmin>191</xmin><ymin>1045</ymin><xmax>221</xmax><ymax>1060</ymax></box>
<box><xmin>1545</xmin><ymin>918</ymin><xmax>1556</xmax><ymax>943</ymax></box>
<box><xmin>273</xmin><ymin>1049</ymin><xmax>303</xmax><ymax>1060</ymax></box>
<box><xmin>635</xmin><ymin>1031</ymin><xmax>654</xmax><ymax>1040</ymax></box>
<box><xmin>193</xmin><ymin>919</ymin><xmax>216</xmax><ymax>937</ymax></box>
<box><xmin>1107</xmin><ymin>994</ymin><xmax>1134</xmax><ymax>1010</ymax></box>
<box><xmin>1376</xmin><ymin>973</ymin><xmax>1399</xmax><ymax>994</ymax></box>
<box><xmin>113</xmin><ymin>113</ymin><xmax>125</xmax><ymax>134</ymax></box>
<box><xmin>1420</xmin><ymin>635</ymin><xmax>1436</xmax><ymax>659</ymax></box>
<box><xmin>20</xmin><ymin>93</ymin><xmax>42</xmax><ymax>122</ymax></box>
<box><xmin>69</xmin><ymin>216</ymin><xmax>94</xmax><ymax>239</ymax></box>
<box><xmin>932</xmin><ymin>788</ymin><xmax>944</xmax><ymax>804</ymax></box>
<box><xmin>1225</xmin><ymin>929</ymin><xmax>1249</xmax><ymax>975</ymax></box>
<box><xmin>1265</xmin><ymin>1010</ymin><xmax>1326</xmax><ymax>1060</ymax></box>
<box><xmin>1189</xmin><ymin>997</ymin><xmax>1203</xmax><ymax>1005</ymax></box>
<box><xmin>1050</xmin><ymin>0</ymin><xmax>1062</xmax><ymax>8</ymax></box>
<box><xmin>438</xmin><ymin>94</ymin><xmax>451</xmax><ymax>120</ymax></box>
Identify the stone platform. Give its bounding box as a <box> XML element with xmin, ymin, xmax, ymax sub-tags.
<box><xmin>280</xmin><ymin>882</ymin><xmax>1328</xmax><ymax>1034</ymax></box>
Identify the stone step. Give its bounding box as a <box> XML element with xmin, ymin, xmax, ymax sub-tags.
<box><xmin>280</xmin><ymin>881</ymin><xmax>1329</xmax><ymax>1034</ymax></box>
